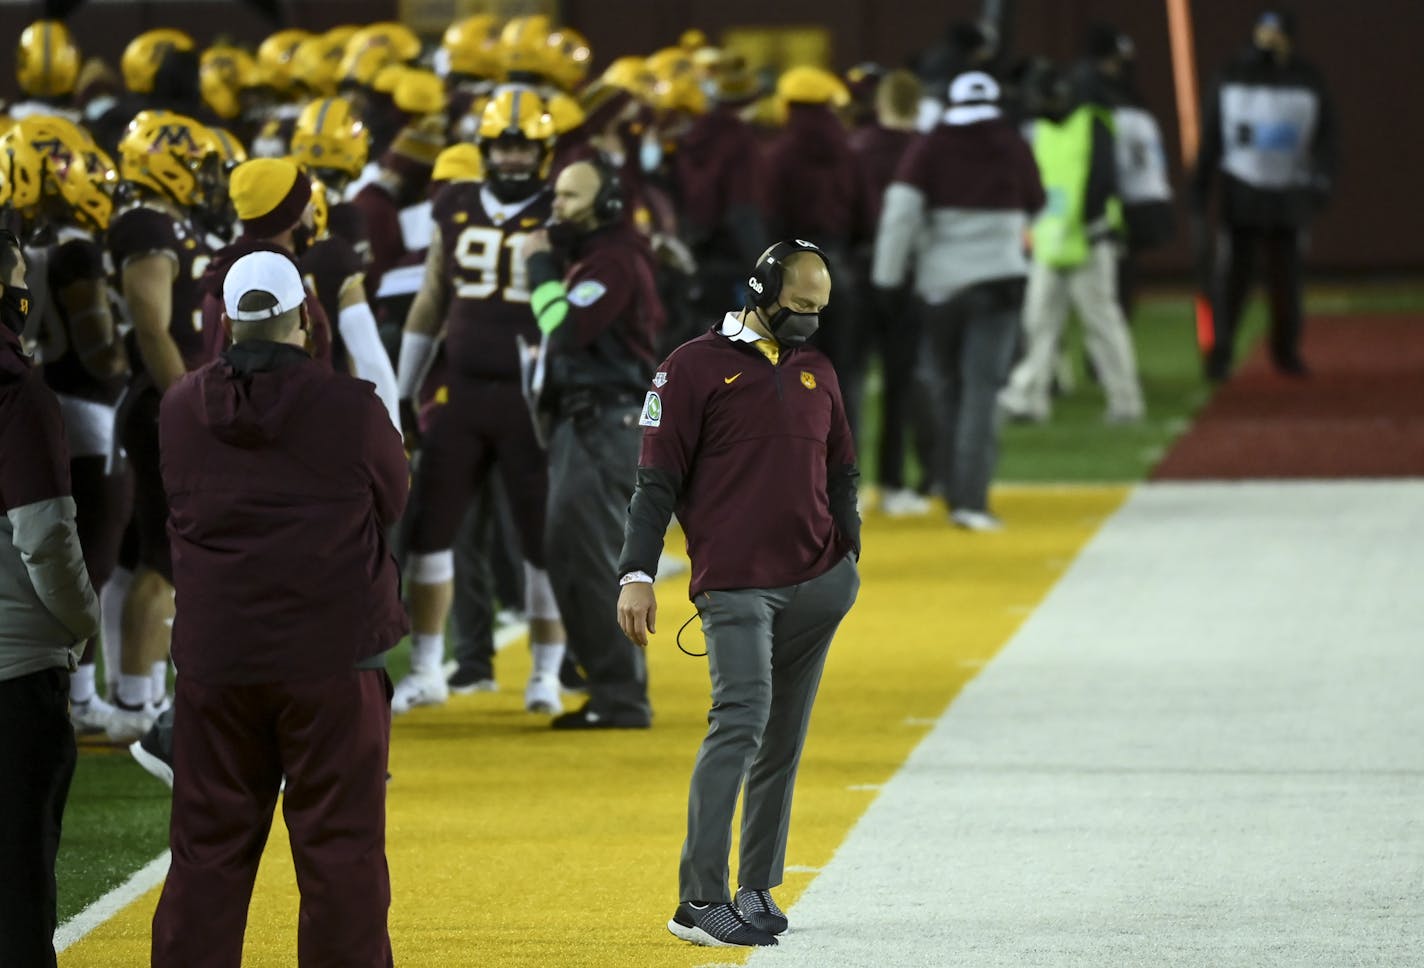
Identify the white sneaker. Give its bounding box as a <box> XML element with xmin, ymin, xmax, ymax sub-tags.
<box><xmin>70</xmin><ymin>694</ymin><xmax>116</xmax><ymax>735</ymax></box>
<box><xmin>881</xmin><ymin>488</ymin><xmax>932</xmax><ymax>518</ymax></box>
<box><xmin>951</xmin><ymin>509</ymin><xmax>1004</xmax><ymax>532</ymax></box>
<box><xmin>391</xmin><ymin>667</ymin><xmax>449</xmax><ymax>714</ymax></box>
<box><xmin>524</xmin><ymin>674</ymin><xmax>563</xmax><ymax>715</ymax></box>
<box><xmin>106</xmin><ymin>701</ymin><xmax>161</xmax><ymax>744</ymax></box>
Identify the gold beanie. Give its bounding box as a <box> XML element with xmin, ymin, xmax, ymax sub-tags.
<box><xmin>230</xmin><ymin>157</ymin><xmax>312</xmax><ymax>237</ymax></box>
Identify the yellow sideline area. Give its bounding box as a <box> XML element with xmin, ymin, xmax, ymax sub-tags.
<box><xmin>61</xmin><ymin>486</ymin><xmax>1126</xmax><ymax>968</ymax></box>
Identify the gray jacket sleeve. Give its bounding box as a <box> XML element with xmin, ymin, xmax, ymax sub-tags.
<box><xmin>871</xmin><ymin>183</ymin><xmax>927</xmax><ymax>289</ymax></box>
<box><xmin>8</xmin><ymin>496</ymin><xmax>100</xmax><ymax>644</ymax></box>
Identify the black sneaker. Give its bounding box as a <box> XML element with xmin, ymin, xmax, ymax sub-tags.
<box><xmin>550</xmin><ymin>704</ymin><xmax>650</xmax><ymax>730</ymax></box>
<box><xmin>129</xmin><ymin>727</ymin><xmax>173</xmax><ymax>789</ymax></box>
<box><xmin>446</xmin><ymin>664</ymin><xmax>497</xmax><ymax>695</ymax></box>
<box><xmin>668</xmin><ymin>901</ymin><xmax>777</xmax><ymax>947</ymax></box>
<box><xmin>735</xmin><ymin>887</ymin><xmax>789</xmax><ymax>935</ymax></box>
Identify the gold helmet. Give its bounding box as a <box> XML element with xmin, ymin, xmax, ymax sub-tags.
<box><xmin>776</xmin><ymin>65</ymin><xmax>851</xmax><ymax>107</ymax></box>
<box><xmin>118</xmin><ymin>113</ymin><xmax>220</xmax><ymax>208</ymax></box>
<box><xmin>291</xmin><ymin>32</ymin><xmax>347</xmax><ymax>96</ymax></box>
<box><xmin>0</xmin><ymin>129</ymin><xmax>46</xmax><ymax>218</ymax></box>
<box><xmin>441</xmin><ymin>15</ymin><xmax>503</xmax><ymax>81</ymax></box>
<box><xmin>602</xmin><ymin>57</ymin><xmax>654</xmax><ymax>101</ymax></box>
<box><xmin>121</xmin><ymin>29</ymin><xmax>196</xmax><ymax>94</ymax></box>
<box><xmin>200</xmin><ymin>45</ymin><xmax>256</xmax><ymax>120</ymax></box>
<box><xmin>544</xmin><ymin>28</ymin><xmax>592</xmax><ymax>93</ymax></box>
<box><xmin>307</xmin><ymin>173</ymin><xmax>330</xmax><ymax>239</ymax></box>
<box><xmin>16</xmin><ymin>21</ymin><xmax>82</xmax><ymax>99</ymax></box>
<box><xmin>209</xmin><ymin>127</ymin><xmax>249</xmax><ymax>169</ymax></box>
<box><xmin>394</xmin><ymin>69</ymin><xmax>447</xmax><ymax>116</ymax></box>
<box><xmin>476</xmin><ymin>88</ymin><xmax>557</xmax><ymax>200</ymax></box>
<box><xmin>338</xmin><ymin>23</ymin><xmax>421</xmax><ymax>89</ymax></box>
<box><xmin>545</xmin><ymin>92</ymin><xmax>585</xmax><ymax>135</ymax></box>
<box><xmin>433</xmin><ymin>143</ymin><xmax>483</xmax><ymax>184</ymax></box>
<box><xmin>12</xmin><ymin>115</ymin><xmax>117</xmax><ymax>230</ymax></box>
<box><xmin>290</xmin><ymin>97</ymin><xmax>369</xmax><ymax>181</ymax></box>
<box><xmin>646</xmin><ymin>47</ymin><xmax>706</xmax><ymax>115</ymax></box>
<box><xmin>499</xmin><ymin>15</ymin><xmax>552</xmax><ymax>78</ymax></box>
<box><xmin>256</xmin><ymin>29</ymin><xmax>312</xmax><ymax>94</ymax></box>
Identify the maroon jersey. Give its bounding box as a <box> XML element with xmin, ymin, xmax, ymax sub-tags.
<box><xmin>108</xmin><ymin>205</ymin><xmax>221</xmax><ymax>378</ymax></box>
<box><xmin>300</xmin><ymin>235</ymin><xmax>365</xmax><ymax>369</ymax></box>
<box><xmin>433</xmin><ymin>181</ymin><xmax>552</xmax><ymax>382</ymax></box>
<box><xmin>37</xmin><ymin>235</ymin><xmax>124</xmax><ymax>403</ymax></box>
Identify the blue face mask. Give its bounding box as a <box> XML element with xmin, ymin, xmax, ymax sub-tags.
<box><xmin>639</xmin><ymin>135</ymin><xmax>663</xmax><ymax>174</ymax></box>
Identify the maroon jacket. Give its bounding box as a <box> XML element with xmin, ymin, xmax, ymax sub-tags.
<box><xmin>849</xmin><ymin>123</ymin><xmax>917</xmax><ymax>226</ymax></box>
<box><xmin>674</xmin><ymin>106</ymin><xmax>766</xmax><ymax>263</ymax></box>
<box><xmin>160</xmin><ymin>341</ymin><xmax>409</xmax><ymax>684</ymax></box>
<box><xmin>619</xmin><ymin>324</ymin><xmax>860</xmax><ymax>599</ymax></box>
<box><xmin>762</xmin><ymin>104</ymin><xmax>874</xmax><ymax>247</ymax></box>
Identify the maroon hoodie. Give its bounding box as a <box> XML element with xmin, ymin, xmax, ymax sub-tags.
<box><xmin>762</xmin><ymin>104</ymin><xmax>874</xmax><ymax>247</ymax></box>
<box><xmin>159</xmin><ymin>341</ymin><xmax>408</xmax><ymax>684</ymax></box>
<box><xmin>674</xmin><ymin>105</ymin><xmax>766</xmax><ymax>260</ymax></box>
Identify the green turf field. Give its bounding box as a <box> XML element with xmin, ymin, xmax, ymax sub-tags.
<box><xmin>53</xmin><ymin>287</ymin><xmax>1416</xmax><ymax>929</ymax></box>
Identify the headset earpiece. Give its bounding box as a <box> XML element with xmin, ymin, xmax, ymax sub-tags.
<box><xmin>591</xmin><ymin>155</ymin><xmax>624</xmax><ymax>224</ymax></box>
<box><xmin>747</xmin><ymin>238</ymin><xmax>829</xmax><ymax>311</ymax></box>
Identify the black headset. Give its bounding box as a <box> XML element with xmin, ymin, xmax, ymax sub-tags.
<box><xmin>590</xmin><ymin>155</ymin><xmax>625</xmax><ymax>225</ymax></box>
<box><xmin>746</xmin><ymin>238</ymin><xmax>831</xmax><ymax>310</ymax></box>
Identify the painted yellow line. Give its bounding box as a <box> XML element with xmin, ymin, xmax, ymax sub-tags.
<box><xmin>61</xmin><ymin>486</ymin><xmax>1127</xmax><ymax>967</ymax></box>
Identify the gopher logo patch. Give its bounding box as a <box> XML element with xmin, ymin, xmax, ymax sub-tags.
<box><xmin>800</xmin><ymin>371</ymin><xmax>817</xmax><ymax>390</ymax></box>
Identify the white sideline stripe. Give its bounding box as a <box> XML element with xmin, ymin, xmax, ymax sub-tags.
<box><xmin>55</xmin><ymin>850</ymin><xmax>171</xmax><ymax>952</ymax></box>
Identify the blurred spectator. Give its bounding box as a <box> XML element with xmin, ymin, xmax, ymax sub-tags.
<box><xmin>1192</xmin><ymin>8</ymin><xmax>1336</xmax><ymax>380</ymax></box>
<box><xmin>673</xmin><ymin>53</ymin><xmax>766</xmax><ymax>336</ymax></box>
<box><xmin>762</xmin><ymin>67</ymin><xmax>872</xmax><ymax>441</ymax></box>
<box><xmin>1076</xmin><ymin>24</ymin><xmax>1175</xmax><ymax>323</ymax></box>
<box><xmin>1000</xmin><ymin>62</ymin><xmax>1145</xmax><ymax>425</ymax></box>
<box><xmin>873</xmin><ymin>72</ymin><xmax>1044</xmax><ymax>530</ymax></box>
<box><xmin>850</xmin><ymin>69</ymin><xmax>936</xmax><ymax>515</ymax></box>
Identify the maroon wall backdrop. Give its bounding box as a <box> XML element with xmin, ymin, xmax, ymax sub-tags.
<box><xmin>4</xmin><ymin>0</ymin><xmax>1421</xmax><ymax>273</ymax></box>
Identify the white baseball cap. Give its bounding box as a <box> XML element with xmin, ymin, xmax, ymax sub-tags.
<box><xmin>222</xmin><ymin>251</ymin><xmax>306</xmax><ymax>322</ymax></box>
<box><xmin>948</xmin><ymin>71</ymin><xmax>1001</xmax><ymax>106</ymax></box>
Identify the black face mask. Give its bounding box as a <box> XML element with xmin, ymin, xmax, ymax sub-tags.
<box><xmin>766</xmin><ymin>304</ymin><xmax>820</xmax><ymax>347</ymax></box>
<box><xmin>1</xmin><ymin>287</ymin><xmax>31</xmax><ymax>335</ymax></box>
<box><xmin>545</xmin><ymin>219</ymin><xmax>584</xmax><ymax>252</ymax></box>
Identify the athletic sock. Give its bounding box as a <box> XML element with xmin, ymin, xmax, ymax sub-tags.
<box><xmin>531</xmin><ymin>641</ymin><xmax>566</xmax><ymax>679</ymax></box>
<box><xmin>117</xmin><ymin>674</ymin><xmax>152</xmax><ymax>708</ymax></box>
<box><xmin>70</xmin><ymin>664</ymin><xmax>97</xmax><ymax>704</ymax></box>
<box><xmin>411</xmin><ymin>633</ymin><xmax>444</xmax><ymax>673</ymax></box>
<box><xmin>150</xmin><ymin>660</ymin><xmax>168</xmax><ymax>700</ymax></box>
<box><xmin>99</xmin><ymin>567</ymin><xmax>133</xmax><ymax>697</ymax></box>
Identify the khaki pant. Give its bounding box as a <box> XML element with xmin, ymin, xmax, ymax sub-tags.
<box><xmin>1000</xmin><ymin>241</ymin><xmax>1145</xmax><ymax>421</ymax></box>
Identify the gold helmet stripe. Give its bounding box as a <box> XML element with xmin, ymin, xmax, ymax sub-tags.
<box><xmin>42</xmin><ymin>23</ymin><xmax>53</xmax><ymax>89</ymax></box>
<box><xmin>510</xmin><ymin>89</ymin><xmax>524</xmax><ymax>135</ymax></box>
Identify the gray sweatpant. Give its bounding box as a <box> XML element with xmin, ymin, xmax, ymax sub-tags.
<box><xmin>679</xmin><ymin>554</ymin><xmax>860</xmax><ymax>902</ymax></box>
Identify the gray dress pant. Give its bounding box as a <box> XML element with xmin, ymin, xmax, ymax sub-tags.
<box><xmin>544</xmin><ymin>403</ymin><xmax>651</xmax><ymax>720</ymax></box>
<box><xmin>679</xmin><ymin>554</ymin><xmax>860</xmax><ymax>902</ymax></box>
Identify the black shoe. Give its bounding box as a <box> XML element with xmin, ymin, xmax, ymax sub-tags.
<box><xmin>1274</xmin><ymin>356</ymin><xmax>1310</xmax><ymax>378</ymax></box>
<box><xmin>447</xmin><ymin>664</ymin><xmax>497</xmax><ymax>695</ymax></box>
<box><xmin>735</xmin><ymin>887</ymin><xmax>789</xmax><ymax>935</ymax></box>
<box><xmin>550</xmin><ymin>704</ymin><xmax>650</xmax><ymax>730</ymax></box>
<box><xmin>667</xmin><ymin>901</ymin><xmax>777</xmax><ymax>947</ymax></box>
<box><xmin>128</xmin><ymin>726</ymin><xmax>173</xmax><ymax>789</ymax></box>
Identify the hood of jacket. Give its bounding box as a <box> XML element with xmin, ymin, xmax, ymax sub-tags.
<box><xmin>198</xmin><ymin>340</ymin><xmax>315</xmax><ymax>448</ymax></box>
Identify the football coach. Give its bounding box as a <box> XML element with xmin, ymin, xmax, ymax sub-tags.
<box><xmin>151</xmin><ymin>251</ymin><xmax>408</xmax><ymax>967</ymax></box>
<box><xmin>617</xmin><ymin>239</ymin><xmax>861</xmax><ymax>947</ymax></box>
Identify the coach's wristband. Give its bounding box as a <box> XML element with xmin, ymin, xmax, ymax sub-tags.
<box><xmin>619</xmin><ymin>571</ymin><xmax>654</xmax><ymax>586</ymax></box>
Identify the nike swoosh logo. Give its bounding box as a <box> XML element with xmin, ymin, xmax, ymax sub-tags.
<box><xmin>724</xmin><ymin>373</ymin><xmax>742</xmax><ymax>384</ymax></box>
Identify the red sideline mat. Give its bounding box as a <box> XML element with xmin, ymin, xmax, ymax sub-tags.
<box><xmin>1153</xmin><ymin>314</ymin><xmax>1424</xmax><ymax>479</ymax></box>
